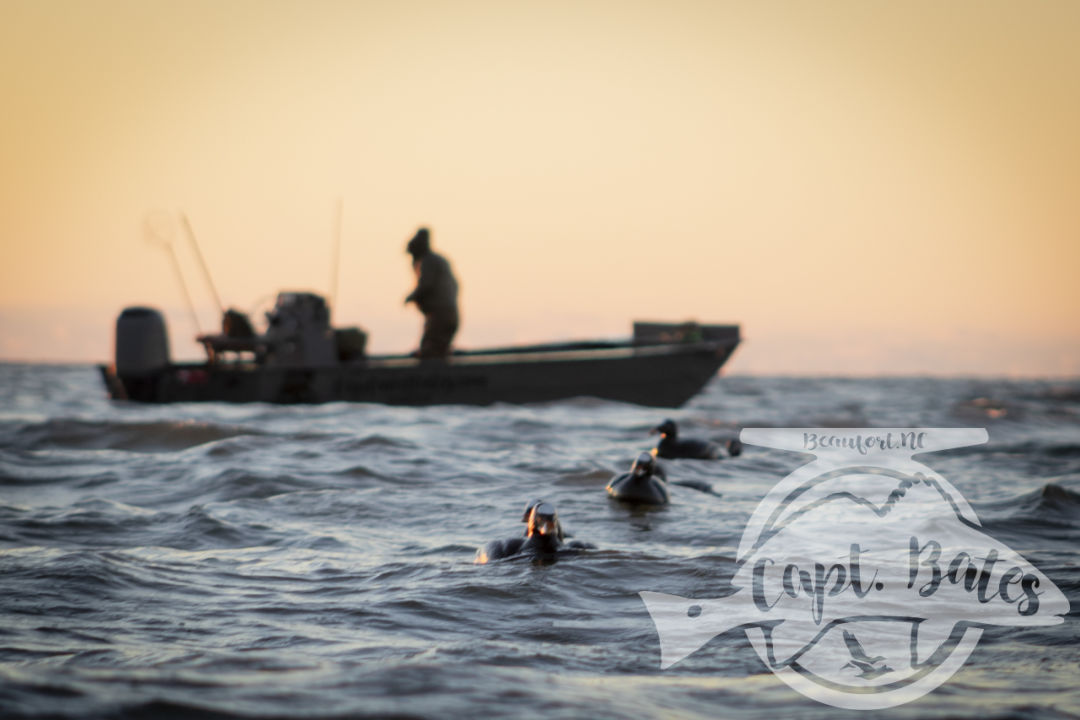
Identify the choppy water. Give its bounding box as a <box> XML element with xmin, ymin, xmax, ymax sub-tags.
<box><xmin>1</xmin><ymin>365</ymin><xmax>1078</xmax><ymax>719</ymax></box>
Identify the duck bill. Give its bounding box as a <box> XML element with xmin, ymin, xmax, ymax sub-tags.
<box><xmin>536</xmin><ymin>517</ymin><xmax>558</xmax><ymax>537</ymax></box>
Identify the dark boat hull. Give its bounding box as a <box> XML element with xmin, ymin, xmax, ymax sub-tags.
<box><xmin>99</xmin><ymin>337</ymin><xmax>739</xmax><ymax>407</ymax></box>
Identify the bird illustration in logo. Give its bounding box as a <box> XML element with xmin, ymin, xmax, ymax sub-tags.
<box><xmin>840</xmin><ymin>629</ymin><xmax>892</xmax><ymax>679</ymax></box>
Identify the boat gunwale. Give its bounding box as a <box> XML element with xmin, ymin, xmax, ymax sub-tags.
<box><xmin>134</xmin><ymin>337</ymin><xmax>737</xmax><ymax>374</ymax></box>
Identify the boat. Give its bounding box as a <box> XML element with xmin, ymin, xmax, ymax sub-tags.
<box><xmin>99</xmin><ymin>292</ymin><xmax>740</xmax><ymax>407</ymax></box>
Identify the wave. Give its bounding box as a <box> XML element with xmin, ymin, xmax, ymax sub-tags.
<box><xmin>7</xmin><ymin>419</ymin><xmax>262</xmax><ymax>453</ymax></box>
<box><xmin>200</xmin><ymin>468</ymin><xmax>322</xmax><ymax>503</ymax></box>
<box><xmin>0</xmin><ymin>465</ymin><xmax>121</xmax><ymax>488</ymax></box>
<box><xmin>329</xmin><ymin>433</ymin><xmax>420</xmax><ymax>452</ymax></box>
<box><xmin>924</xmin><ymin>440</ymin><xmax>1080</xmax><ymax>462</ymax></box>
<box><xmin>1029</xmin><ymin>482</ymin><xmax>1080</xmax><ymax>516</ymax></box>
<box><xmin>975</xmin><ymin>483</ymin><xmax>1080</xmax><ymax>547</ymax></box>
<box><xmin>978</xmin><ymin>482</ymin><xmax>1080</xmax><ymax>517</ymax></box>
<box><xmin>987</xmin><ymin>441</ymin><xmax>1080</xmax><ymax>458</ymax></box>
<box><xmin>0</xmin><ymin>547</ymin><xmax>194</xmax><ymax>609</ymax></box>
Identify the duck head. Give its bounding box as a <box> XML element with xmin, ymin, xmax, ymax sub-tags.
<box><xmin>631</xmin><ymin>451</ymin><xmax>659</xmax><ymax>479</ymax></box>
<box><xmin>650</xmin><ymin>419</ymin><xmax>678</xmax><ymax>439</ymax></box>
<box><xmin>522</xmin><ymin>499</ymin><xmax>565</xmax><ymax>543</ymax></box>
<box><xmin>726</xmin><ymin>438</ymin><xmax>743</xmax><ymax>457</ymax></box>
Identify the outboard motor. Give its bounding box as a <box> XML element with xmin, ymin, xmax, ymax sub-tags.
<box><xmin>115</xmin><ymin>307</ymin><xmax>170</xmax><ymax>378</ymax></box>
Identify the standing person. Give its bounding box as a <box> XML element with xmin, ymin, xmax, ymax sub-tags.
<box><xmin>404</xmin><ymin>227</ymin><xmax>460</xmax><ymax>358</ymax></box>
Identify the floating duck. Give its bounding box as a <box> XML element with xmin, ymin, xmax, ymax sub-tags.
<box><xmin>607</xmin><ymin>452</ymin><xmax>670</xmax><ymax>505</ymax></box>
<box><xmin>651</xmin><ymin>419</ymin><xmax>740</xmax><ymax>459</ymax></box>
<box><xmin>475</xmin><ymin>499</ymin><xmax>590</xmax><ymax>563</ymax></box>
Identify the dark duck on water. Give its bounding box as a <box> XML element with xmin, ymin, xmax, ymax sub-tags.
<box><xmin>650</xmin><ymin>418</ymin><xmax>742</xmax><ymax>460</ymax></box>
<box><xmin>475</xmin><ymin>500</ymin><xmax>589</xmax><ymax>563</ymax></box>
<box><xmin>606</xmin><ymin>452</ymin><xmax>670</xmax><ymax>505</ymax></box>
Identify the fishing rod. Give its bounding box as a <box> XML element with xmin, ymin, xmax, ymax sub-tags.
<box><xmin>180</xmin><ymin>212</ymin><xmax>224</xmax><ymax>316</ymax></box>
<box><xmin>329</xmin><ymin>197</ymin><xmax>343</xmax><ymax>315</ymax></box>
<box><xmin>143</xmin><ymin>212</ymin><xmax>202</xmax><ymax>335</ymax></box>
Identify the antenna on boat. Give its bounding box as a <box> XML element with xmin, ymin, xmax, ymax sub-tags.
<box><xmin>180</xmin><ymin>212</ymin><xmax>224</xmax><ymax>315</ymax></box>
<box><xmin>329</xmin><ymin>197</ymin><xmax>343</xmax><ymax>314</ymax></box>
<box><xmin>144</xmin><ymin>211</ymin><xmax>202</xmax><ymax>334</ymax></box>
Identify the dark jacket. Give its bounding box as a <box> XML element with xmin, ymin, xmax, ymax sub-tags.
<box><xmin>405</xmin><ymin>229</ymin><xmax>458</xmax><ymax>316</ymax></box>
<box><xmin>408</xmin><ymin>251</ymin><xmax>458</xmax><ymax>315</ymax></box>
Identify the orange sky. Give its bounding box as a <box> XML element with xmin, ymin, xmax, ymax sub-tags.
<box><xmin>2</xmin><ymin>0</ymin><xmax>1078</xmax><ymax>375</ymax></box>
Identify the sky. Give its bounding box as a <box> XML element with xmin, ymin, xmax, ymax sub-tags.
<box><xmin>2</xmin><ymin>0</ymin><xmax>1078</xmax><ymax>375</ymax></box>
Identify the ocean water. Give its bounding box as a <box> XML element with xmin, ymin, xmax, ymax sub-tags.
<box><xmin>1</xmin><ymin>365</ymin><xmax>1078</xmax><ymax>719</ymax></box>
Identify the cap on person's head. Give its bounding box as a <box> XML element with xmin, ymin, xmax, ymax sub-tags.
<box><xmin>406</xmin><ymin>227</ymin><xmax>430</xmax><ymax>255</ymax></box>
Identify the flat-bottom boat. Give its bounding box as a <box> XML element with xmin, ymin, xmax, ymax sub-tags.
<box><xmin>99</xmin><ymin>292</ymin><xmax>739</xmax><ymax>407</ymax></box>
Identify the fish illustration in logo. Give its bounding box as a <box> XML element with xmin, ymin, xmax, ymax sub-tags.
<box><xmin>640</xmin><ymin>428</ymin><xmax>1071</xmax><ymax>710</ymax></box>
